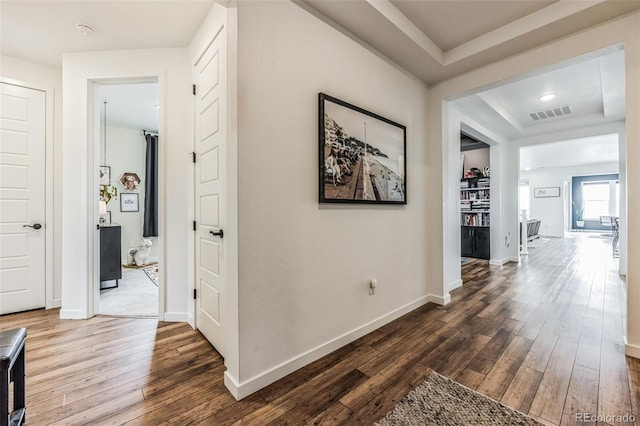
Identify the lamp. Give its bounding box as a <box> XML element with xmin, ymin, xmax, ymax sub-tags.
<box><xmin>99</xmin><ymin>200</ymin><xmax>107</xmax><ymax>215</ymax></box>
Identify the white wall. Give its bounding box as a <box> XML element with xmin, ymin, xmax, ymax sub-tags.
<box><xmin>233</xmin><ymin>0</ymin><xmax>431</xmax><ymax>397</ymax></box>
<box><xmin>60</xmin><ymin>48</ymin><xmax>192</xmax><ymax>321</ymax></box>
<box><xmin>462</xmin><ymin>147</ymin><xmax>489</xmax><ymax>172</ymax></box>
<box><xmin>101</xmin><ymin>125</ymin><xmax>158</xmax><ymax>262</ymax></box>
<box><xmin>521</xmin><ymin>162</ymin><xmax>619</xmax><ymax>237</ymax></box>
<box><xmin>0</xmin><ymin>55</ymin><xmax>62</xmax><ymax>308</ymax></box>
<box><xmin>429</xmin><ymin>12</ymin><xmax>639</xmax><ymax>358</ymax></box>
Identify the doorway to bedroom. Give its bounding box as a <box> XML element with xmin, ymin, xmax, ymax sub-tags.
<box><xmin>97</xmin><ymin>81</ymin><xmax>160</xmax><ymax>317</ymax></box>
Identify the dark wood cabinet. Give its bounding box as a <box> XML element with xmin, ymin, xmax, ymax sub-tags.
<box><xmin>100</xmin><ymin>225</ymin><xmax>122</xmax><ymax>289</ymax></box>
<box><xmin>461</xmin><ymin>226</ymin><xmax>490</xmax><ymax>259</ymax></box>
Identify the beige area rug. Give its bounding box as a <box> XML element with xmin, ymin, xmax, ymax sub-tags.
<box><xmin>376</xmin><ymin>371</ymin><xmax>542</xmax><ymax>426</ymax></box>
<box><xmin>99</xmin><ymin>268</ymin><xmax>158</xmax><ymax>317</ymax></box>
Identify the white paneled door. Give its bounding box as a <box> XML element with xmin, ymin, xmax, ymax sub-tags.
<box><xmin>194</xmin><ymin>28</ymin><xmax>227</xmax><ymax>357</ymax></box>
<box><xmin>0</xmin><ymin>82</ymin><xmax>46</xmax><ymax>314</ymax></box>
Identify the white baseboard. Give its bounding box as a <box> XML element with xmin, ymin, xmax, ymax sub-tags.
<box><xmin>427</xmin><ymin>293</ymin><xmax>450</xmax><ymax>305</ymax></box>
<box><xmin>163</xmin><ymin>312</ymin><xmax>189</xmax><ymax>323</ymax></box>
<box><xmin>224</xmin><ymin>371</ymin><xmax>242</xmax><ymax>400</ymax></box>
<box><xmin>625</xmin><ymin>337</ymin><xmax>640</xmax><ymax>359</ymax></box>
<box><xmin>59</xmin><ymin>309</ymin><xmax>86</xmax><ymax>319</ymax></box>
<box><xmin>224</xmin><ymin>294</ymin><xmax>431</xmax><ymax>400</ymax></box>
<box><xmin>187</xmin><ymin>313</ymin><xmax>195</xmax><ymax>329</ymax></box>
<box><xmin>509</xmin><ymin>256</ymin><xmax>520</xmax><ymax>263</ymax></box>
<box><xmin>448</xmin><ymin>279</ymin><xmax>462</xmax><ymax>292</ymax></box>
<box><xmin>489</xmin><ymin>258</ymin><xmax>509</xmax><ymax>266</ymax></box>
<box><xmin>47</xmin><ymin>298</ymin><xmax>62</xmax><ymax>309</ymax></box>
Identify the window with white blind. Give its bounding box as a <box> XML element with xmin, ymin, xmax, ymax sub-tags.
<box><xmin>582</xmin><ymin>180</ymin><xmax>619</xmax><ymax>220</ymax></box>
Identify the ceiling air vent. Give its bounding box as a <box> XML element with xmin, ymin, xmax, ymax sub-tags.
<box><xmin>529</xmin><ymin>105</ymin><xmax>572</xmax><ymax>121</ymax></box>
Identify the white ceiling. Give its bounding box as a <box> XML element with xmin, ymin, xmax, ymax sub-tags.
<box><xmin>520</xmin><ymin>134</ymin><xmax>619</xmax><ymax>171</ymax></box>
<box><xmin>1</xmin><ymin>0</ymin><xmax>633</xmax><ymax>168</ymax></box>
<box><xmin>100</xmin><ymin>83</ymin><xmax>159</xmax><ymax>132</ymax></box>
<box><xmin>0</xmin><ymin>0</ymin><xmax>214</xmax><ymax>67</ymax></box>
<box><xmin>301</xmin><ymin>0</ymin><xmax>631</xmax><ymax>172</ymax></box>
<box><xmin>453</xmin><ymin>48</ymin><xmax>625</xmax><ymax>140</ymax></box>
<box><xmin>303</xmin><ymin>0</ymin><xmax>640</xmax><ymax>85</ymax></box>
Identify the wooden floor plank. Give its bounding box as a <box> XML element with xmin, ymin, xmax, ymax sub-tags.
<box><xmin>528</xmin><ymin>337</ymin><xmax>579</xmax><ymax>424</ymax></box>
<box><xmin>501</xmin><ymin>365</ymin><xmax>543</xmax><ymax>413</ymax></box>
<box><xmin>2</xmin><ymin>233</ymin><xmax>636</xmax><ymax>425</ymax></box>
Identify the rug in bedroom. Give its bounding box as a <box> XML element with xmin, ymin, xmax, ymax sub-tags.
<box><xmin>99</xmin><ymin>267</ymin><xmax>158</xmax><ymax>317</ymax></box>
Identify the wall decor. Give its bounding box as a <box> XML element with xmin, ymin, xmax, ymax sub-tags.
<box><xmin>534</xmin><ymin>187</ymin><xmax>560</xmax><ymax>198</ymax></box>
<box><xmin>120</xmin><ymin>193</ymin><xmax>139</xmax><ymax>212</ymax></box>
<box><xmin>99</xmin><ymin>166</ymin><xmax>111</xmax><ymax>185</ymax></box>
<box><xmin>120</xmin><ymin>172</ymin><xmax>141</xmax><ymax>191</ymax></box>
<box><xmin>100</xmin><ymin>184</ymin><xmax>118</xmax><ymax>204</ymax></box>
<box><xmin>319</xmin><ymin>93</ymin><xmax>406</xmax><ymax>204</ymax></box>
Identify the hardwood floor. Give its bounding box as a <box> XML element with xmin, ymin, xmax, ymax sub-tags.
<box><xmin>2</xmin><ymin>233</ymin><xmax>638</xmax><ymax>425</ymax></box>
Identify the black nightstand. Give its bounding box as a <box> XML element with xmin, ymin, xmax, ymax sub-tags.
<box><xmin>100</xmin><ymin>225</ymin><xmax>122</xmax><ymax>289</ymax></box>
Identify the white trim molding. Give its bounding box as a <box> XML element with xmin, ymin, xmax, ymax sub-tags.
<box><xmin>224</xmin><ymin>295</ymin><xmax>432</xmax><ymax>400</ymax></box>
<box><xmin>164</xmin><ymin>312</ymin><xmax>189</xmax><ymax>323</ymax></box>
<box><xmin>59</xmin><ymin>309</ymin><xmax>86</xmax><ymax>320</ymax></box>
<box><xmin>448</xmin><ymin>279</ymin><xmax>462</xmax><ymax>292</ymax></box>
<box><xmin>427</xmin><ymin>293</ymin><xmax>451</xmax><ymax>306</ymax></box>
<box><xmin>625</xmin><ymin>337</ymin><xmax>640</xmax><ymax>359</ymax></box>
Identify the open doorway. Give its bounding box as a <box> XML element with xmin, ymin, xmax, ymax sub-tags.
<box><xmin>460</xmin><ymin>132</ymin><xmax>491</xmax><ymax>263</ymax></box>
<box><xmin>97</xmin><ymin>81</ymin><xmax>160</xmax><ymax>317</ymax></box>
<box><xmin>518</xmin><ymin>134</ymin><xmax>620</xmax><ymax>257</ymax></box>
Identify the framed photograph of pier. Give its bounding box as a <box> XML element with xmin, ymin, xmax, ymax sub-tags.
<box><xmin>318</xmin><ymin>93</ymin><xmax>406</xmax><ymax>204</ymax></box>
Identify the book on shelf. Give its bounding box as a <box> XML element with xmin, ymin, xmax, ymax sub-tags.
<box><xmin>461</xmin><ymin>212</ymin><xmax>490</xmax><ymax>227</ymax></box>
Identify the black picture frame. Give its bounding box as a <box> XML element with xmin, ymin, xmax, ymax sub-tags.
<box><xmin>319</xmin><ymin>93</ymin><xmax>407</xmax><ymax>204</ymax></box>
<box><xmin>120</xmin><ymin>193</ymin><xmax>139</xmax><ymax>212</ymax></box>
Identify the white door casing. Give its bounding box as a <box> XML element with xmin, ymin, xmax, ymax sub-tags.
<box><xmin>0</xmin><ymin>82</ymin><xmax>46</xmax><ymax>314</ymax></box>
<box><xmin>195</xmin><ymin>28</ymin><xmax>227</xmax><ymax>357</ymax></box>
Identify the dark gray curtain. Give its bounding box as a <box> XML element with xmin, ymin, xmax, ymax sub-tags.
<box><xmin>143</xmin><ymin>133</ymin><xmax>158</xmax><ymax>237</ymax></box>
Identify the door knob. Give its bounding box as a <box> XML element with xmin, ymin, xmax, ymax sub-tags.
<box><xmin>209</xmin><ymin>229</ymin><xmax>224</xmax><ymax>238</ymax></box>
<box><xmin>23</xmin><ymin>223</ymin><xmax>42</xmax><ymax>230</ymax></box>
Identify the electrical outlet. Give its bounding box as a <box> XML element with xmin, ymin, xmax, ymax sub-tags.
<box><xmin>369</xmin><ymin>279</ymin><xmax>377</xmax><ymax>295</ymax></box>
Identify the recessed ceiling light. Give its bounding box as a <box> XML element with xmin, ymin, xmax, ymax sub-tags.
<box><xmin>75</xmin><ymin>23</ymin><xmax>96</xmax><ymax>36</ymax></box>
<box><xmin>539</xmin><ymin>93</ymin><xmax>556</xmax><ymax>102</ymax></box>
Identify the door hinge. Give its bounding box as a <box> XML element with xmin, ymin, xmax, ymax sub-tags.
<box><xmin>193</xmin><ymin>289</ymin><xmax>197</xmax><ymax>300</ymax></box>
<box><xmin>193</xmin><ymin>220</ymin><xmax>197</xmax><ymax>231</ymax></box>
<box><xmin>192</xmin><ymin>84</ymin><xmax>196</xmax><ymax>96</ymax></box>
<box><xmin>192</xmin><ymin>152</ymin><xmax>196</xmax><ymax>163</ymax></box>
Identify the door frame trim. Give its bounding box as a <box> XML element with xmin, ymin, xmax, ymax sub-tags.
<box><xmin>87</xmin><ymin>76</ymin><xmax>165</xmax><ymax>320</ymax></box>
<box><xmin>0</xmin><ymin>77</ymin><xmax>56</xmax><ymax>309</ymax></box>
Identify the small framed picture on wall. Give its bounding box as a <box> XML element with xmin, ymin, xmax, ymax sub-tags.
<box><xmin>534</xmin><ymin>187</ymin><xmax>561</xmax><ymax>198</ymax></box>
<box><xmin>120</xmin><ymin>193</ymin><xmax>139</xmax><ymax>212</ymax></box>
<box><xmin>99</xmin><ymin>166</ymin><xmax>111</xmax><ymax>185</ymax></box>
